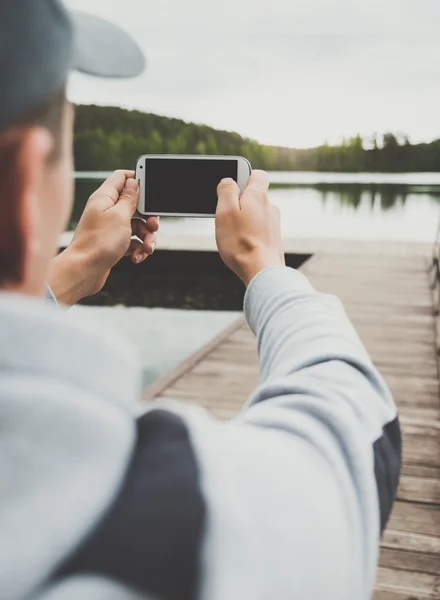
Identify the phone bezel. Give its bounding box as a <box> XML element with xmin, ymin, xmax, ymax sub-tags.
<box><xmin>135</xmin><ymin>154</ymin><xmax>251</xmax><ymax>217</ymax></box>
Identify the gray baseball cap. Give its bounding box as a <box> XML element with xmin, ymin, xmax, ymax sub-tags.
<box><xmin>0</xmin><ymin>0</ymin><xmax>146</xmax><ymax>131</ymax></box>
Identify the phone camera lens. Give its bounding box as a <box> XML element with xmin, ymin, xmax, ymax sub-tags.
<box><xmin>139</xmin><ymin>165</ymin><xmax>143</xmax><ymax>169</ymax></box>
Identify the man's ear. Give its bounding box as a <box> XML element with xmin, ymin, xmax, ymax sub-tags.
<box><xmin>18</xmin><ymin>127</ymin><xmax>54</xmax><ymax>295</ymax></box>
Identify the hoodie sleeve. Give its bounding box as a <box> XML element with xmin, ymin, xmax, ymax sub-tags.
<box><xmin>242</xmin><ymin>266</ymin><xmax>401</xmax><ymax>534</ymax></box>
<box><xmin>183</xmin><ymin>266</ymin><xmax>400</xmax><ymax>600</ymax></box>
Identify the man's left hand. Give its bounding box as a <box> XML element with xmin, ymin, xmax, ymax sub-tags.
<box><xmin>49</xmin><ymin>170</ymin><xmax>159</xmax><ymax>306</ymax></box>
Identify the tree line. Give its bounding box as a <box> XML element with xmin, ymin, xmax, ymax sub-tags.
<box><xmin>74</xmin><ymin>105</ymin><xmax>440</xmax><ymax>172</ymax></box>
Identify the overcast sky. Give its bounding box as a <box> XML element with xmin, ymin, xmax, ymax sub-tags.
<box><xmin>66</xmin><ymin>0</ymin><xmax>440</xmax><ymax>148</ymax></box>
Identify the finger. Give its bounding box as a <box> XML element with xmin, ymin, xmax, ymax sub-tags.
<box><xmin>131</xmin><ymin>217</ymin><xmax>147</xmax><ymax>239</ymax></box>
<box><xmin>128</xmin><ymin>224</ymin><xmax>158</xmax><ymax>255</ymax></box>
<box><xmin>126</xmin><ymin>239</ymin><xmax>149</xmax><ymax>264</ymax></box>
<box><xmin>113</xmin><ymin>178</ymin><xmax>139</xmax><ymax>221</ymax></box>
<box><xmin>129</xmin><ymin>228</ymin><xmax>158</xmax><ymax>255</ymax></box>
<box><xmin>89</xmin><ymin>170</ymin><xmax>135</xmax><ymax>210</ymax></box>
<box><xmin>131</xmin><ymin>218</ymin><xmax>158</xmax><ymax>253</ymax></box>
<box><xmin>216</xmin><ymin>178</ymin><xmax>239</xmax><ymax>214</ymax></box>
<box><xmin>242</xmin><ymin>170</ymin><xmax>270</xmax><ymax>199</ymax></box>
<box><xmin>146</xmin><ymin>215</ymin><xmax>160</xmax><ymax>233</ymax></box>
<box><xmin>142</xmin><ymin>230</ymin><xmax>157</xmax><ymax>255</ymax></box>
<box><xmin>125</xmin><ymin>238</ymin><xmax>142</xmax><ymax>256</ymax></box>
<box><xmin>131</xmin><ymin>216</ymin><xmax>159</xmax><ymax>239</ymax></box>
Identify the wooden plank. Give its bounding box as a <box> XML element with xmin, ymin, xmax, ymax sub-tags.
<box><xmin>312</xmin><ymin>293</ymin><xmax>433</xmax><ymax>310</ymax></box>
<box><xmin>397</xmin><ymin>476</ymin><xmax>440</xmax><ymax>504</ymax></box>
<box><xmin>402</xmin><ymin>436</ymin><xmax>440</xmax><ymax>467</ymax></box>
<box><xmin>388</xmin><ymin>380</ymin><xmax>440</xmax><ymax>410</ymax></box>
<box><xmin>402</xmin><ymin>466</ymin><xmax>440</xmax><ymax>479</ymax></box>
<box><xmin>376</xmin><ymin>363</ymin><xmax>438</xmax><ymax>380</ymax></box>
<box><xmin>401</xmin><ymin>419</ymin><xmax>440</xmax><ymax>433</ymax></box>
<box><xmin>374</xmin><ymin>586</ymin><xmax>437</xmax><ymax>599</ymax></box>
<box><xmin>395</xmin><ymin>394</ymin><xmax>438</xmax><ymax>410</ymax></box>
<box><xmin>382</xmin><ymin>530</ymin><xmax>440</xmax><ymax>554</ymax></box>
<box><xmin>365</xmin><ymin>345</ymin><xmax>436</xmax><ymax>364</ymax></box>
<box><xmin>397</xmin><ymin>406</ymin><xmax>439</xmax><ymax>421</ymax></box>
<box><xmin>380</xmin><ymin>548</ymin><xmax>440</xmax><ymax>578</ymax></box>
<box><xmin>304</xmin><ymin>264</ymin><xmax>430</xmax><ymax>278</ymax></box>
<box><xmin>375</xmin><ymin>567</ymin><xmax>440</xmax><ymax>599</ymax></box>
<box><xmin>389</xmin><ymin>502</ymin><xmax>440</xmax><ymax>536</ymax></box>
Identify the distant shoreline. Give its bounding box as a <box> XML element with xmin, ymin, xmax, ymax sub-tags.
<box><xmin>74</xmin><ymin>105</ymin><xmax>440</xmax><ymax>173</ymax></box>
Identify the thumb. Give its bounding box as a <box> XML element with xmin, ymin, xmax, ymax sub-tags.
<box><xmin>216</xmin><ymin>178</ymin><xmax>240</xmax><ymax>214</ymax></box>
<box><xmin>113</xmin><ymin>178</ymin><xmax>139</xmax><ymax>220</ymax></box>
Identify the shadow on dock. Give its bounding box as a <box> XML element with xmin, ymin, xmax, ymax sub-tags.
<box><xmin>78</xmin><ymin>250</ymin><xmax>311</xmax><ymax>310</ymax></box>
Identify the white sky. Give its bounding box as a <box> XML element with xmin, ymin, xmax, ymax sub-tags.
<box><xmin>66</xmin><ymin>0</ymin><xmax>440</xmax><ymax>148</ymax></box>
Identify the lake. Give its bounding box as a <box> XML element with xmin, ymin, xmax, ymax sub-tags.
<box><xmin>73</xmin><ymin>171</ymin><xmax>440</xmax><ymax>243</ymax></box>
<box><xmin>71</xmin><ymin>171</ymin><xmax>440</xmax><ymax>387</ymax></box>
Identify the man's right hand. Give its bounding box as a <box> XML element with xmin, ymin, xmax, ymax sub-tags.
<box><xmin>215</xmin><ymin>170</ymin><xmax>285</xmax><ymax>286</ymax></box>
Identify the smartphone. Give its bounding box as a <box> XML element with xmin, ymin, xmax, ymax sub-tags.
<box><xmin>135</xmin><ymin>154</ymin><xmax>251</xmax><ymax>217</ymax></box>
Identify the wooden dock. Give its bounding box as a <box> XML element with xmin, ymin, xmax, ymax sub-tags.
<box><xmin>145</xmin><ymin>244</ymin><xmax>440</xmax><ymax>599</ymax></box>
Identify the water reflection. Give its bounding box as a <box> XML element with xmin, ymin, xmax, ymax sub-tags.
<box><xmin>272</xmin><ymin>182</ymin><xmax>440</xmax><ymax>212</ymax></box>
<box><xmin>71</xmin><ymin>177</ymin><xmax>440</xmax><ymax>242</ymax></box>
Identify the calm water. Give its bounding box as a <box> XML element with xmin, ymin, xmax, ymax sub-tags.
<box><xmin>72</xmin><ymin>171</ymin><xmax>440</xmax><ymax>243</ymax></box>
<box><xmin>71</xmin><ymin>171</ymin><xmax>440</xmax><ymax>386</ymax></box>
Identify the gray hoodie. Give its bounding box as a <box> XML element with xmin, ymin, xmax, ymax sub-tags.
<box><xmin>0</xmin><ymin>267</ymin><xmax>400</xmax><ymax>600</ymax></box>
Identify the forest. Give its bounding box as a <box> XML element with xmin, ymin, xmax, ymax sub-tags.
<box><xmin>74</xmin><ymin>105</ymin><xmax>440</xmax><ymax>172</ymax></box>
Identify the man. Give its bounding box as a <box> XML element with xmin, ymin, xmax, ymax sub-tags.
<box><xmin>0</xmin><ymin>2</ymin><xmax>401</xmax><ymax>600</ymax></box>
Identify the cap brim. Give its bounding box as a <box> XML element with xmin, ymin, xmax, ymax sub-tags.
<box><xmin>71</xmin><ymin>11</ymin><xmax>146</xmax><ymax>78</ymax></box>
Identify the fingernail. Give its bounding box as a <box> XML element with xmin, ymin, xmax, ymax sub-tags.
<box><xmin>150</xmin><ymin>242</ymin><xmax>156</xmax><ymax>254</ymax></box>
<box><xmin>135</xmin><ymin>253</ymin><xmax>149</xmax><ymax>264</ymax></box>
<box><xmin>220</xmin><ymin>178</ymin><xmax>234</xmax><ymax>185</ymax></box>
<box><xmin>125</xmin><ymin>178</ymin><xmax>139</xmax><ymax>192</ymax></box>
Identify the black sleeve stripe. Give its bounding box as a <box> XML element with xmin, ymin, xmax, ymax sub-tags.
<box><xmin>373</xmin><ymin>416</ymin><xmax>401</xmax><ymax>533</ymax></box>
<box><xmin>57</xmin><ymin>410</ymin><xmax>206</xmax><ymax>600</ymax></box>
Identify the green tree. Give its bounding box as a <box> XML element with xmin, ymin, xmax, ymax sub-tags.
<box><xmin>147</xmin><ymin>130</ymin><xmax>163</xmax><ymax>153</ymax></box>
<box><xmin>73</xmin><ymin>104</ymin><xmax>440</xmax><ymax>173</ymax></box>
<box><xmin>195</xmin><ymin>141</ymin><xmax>207</xmax><ymax>154</ymax></box>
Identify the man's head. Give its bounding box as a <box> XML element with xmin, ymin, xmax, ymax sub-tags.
<box><xmin>0</xmin><ymin>0</ymin><xmax>145</xmax><ymax>296</ymax></box>
<box><xmin>0</xmin><ymin>87</ymin><xmax>73</xmax><ymax>295</ymax></box>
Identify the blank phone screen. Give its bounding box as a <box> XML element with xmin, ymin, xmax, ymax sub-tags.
<box><xmin>144</xmin><ymin>158</ymin><xmax>238</xmax><ymax>215</ymax></box>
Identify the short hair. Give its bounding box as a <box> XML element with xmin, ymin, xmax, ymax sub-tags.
<box><xmin>0</xmin><ymin>85</ymin><xmax>66</xmax><ymax>286</ymax></box>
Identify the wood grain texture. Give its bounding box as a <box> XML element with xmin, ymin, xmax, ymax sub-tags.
<box><xmin>144</xmin><ymin>246</ymin><xmax>440</xmax><ymax>598</ymax></box>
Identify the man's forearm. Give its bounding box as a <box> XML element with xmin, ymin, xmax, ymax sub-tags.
<box><xmin>48</xmin><ymin>247</ymin><xmax>93</xmax><ymax>306</ymax></box>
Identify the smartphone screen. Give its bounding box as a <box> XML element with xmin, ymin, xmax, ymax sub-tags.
<box><xmin>144</xmin><ymin>158</ymin><xmax>238</xmax><ymax>215</ymax></box>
